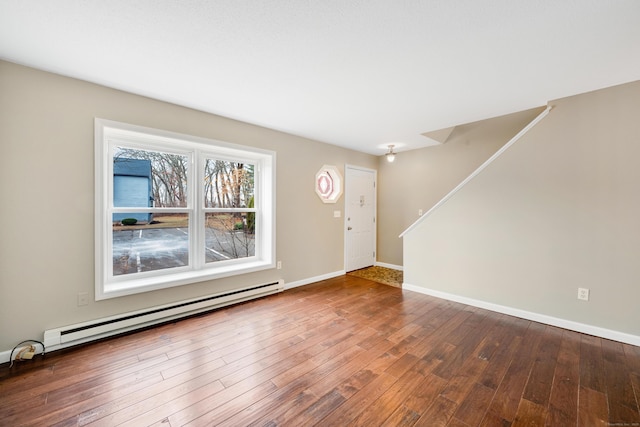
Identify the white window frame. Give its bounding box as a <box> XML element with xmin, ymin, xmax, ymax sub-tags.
<box><xmin>95</xmin><ymin>119</ymin><xmax>275</xmax><ymax>300</ymax></box>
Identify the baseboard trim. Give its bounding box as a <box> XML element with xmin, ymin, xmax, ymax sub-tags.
<box><xmin>0</xmin><ymin>350</ymin><xmax>12</xmax><ymax>365</ymax></box>
<box><xmin>403</xmin><ymin>283</ymin><xmax>640</xmax><ymax>347</ymax></box>
<box><xmin>375</xmin><ymin>262</ymin><xmax>403</xmax><ymax>271</ymax></box>
<box><xmin>284</xmin><ymin>270</ymin><xmax>346</xmax><ymax>290</ymax></box>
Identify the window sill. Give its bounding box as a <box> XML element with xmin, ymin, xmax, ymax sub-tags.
<box><xmin>98</xmin><ymin>260</ymin><xmax>275</xmax><ymax>300</ymax></box>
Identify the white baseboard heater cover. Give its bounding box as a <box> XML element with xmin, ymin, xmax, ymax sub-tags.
<box><xmin>44</xmin><ymin>280</ymin><xmax>284</xmax><ymax>351</ymax></box>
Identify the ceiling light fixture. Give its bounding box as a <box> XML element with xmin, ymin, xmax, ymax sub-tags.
<box><xmin>385</xmin><ymin>144</ymin><xmax>396</xmax><ymax>163</ymax></box>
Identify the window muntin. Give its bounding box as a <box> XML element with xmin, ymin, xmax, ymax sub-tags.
<box><xmin>95</xmin><ymin>119</ymin><xmax>275</xmax><ymax>300</ymax></box>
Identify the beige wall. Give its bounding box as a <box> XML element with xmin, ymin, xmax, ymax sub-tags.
<box><xmin>377</xmin><ymin>107</ymin><xmax>545</xmax><ymax>266</ymax></box>
<box><xmin>404</xmin><ymin>80</ymin><xmax>640</xmax><ymax>338</ymax></box>
<box><xmin>0</xmin><ymin>61</ymin><xmax>377</xmax><ymax>351</ymax></box>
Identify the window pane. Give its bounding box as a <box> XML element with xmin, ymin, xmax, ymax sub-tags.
<box><xmin>112</xmin><ymin>214</ymin><xmax>189</xmax><ymax>276</ymax></box>
<box><xmin>205</xmin><ymin>213</ymin><xmax>255</xmax><ymax>263</ymax></box>
<box><xmin>114</xmin><ymin>147</ymin><xmax>189</xmax><ymax>208</ymax></box>
<box><xmin>204</xmin><ymin>160</ymin><xmax>254</xmax><ymax>208</ymax></box>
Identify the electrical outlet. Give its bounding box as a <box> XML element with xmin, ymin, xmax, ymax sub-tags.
<box><xmin>333</xmin><ymin>210</ymin><xmax>341</xmax><ymax>218</ymax></box>
<box><xmin>78</xmin><ymin>292</ymin><xmax>89</xmax><ymax>306</ymax></box>
<box><xmin>277</xmin><ymin>261</ymin><xmax>282</xmax><ymax>270</ymax></box>
<box><xmin>418</xmin><ymin>209</ymin><xmax>423</xmax><ymax>216</ymax></box>
<box><xmin>577</xmin><ymin>288</ymin><xmax>590</xmax><ymax>301</ymax></box>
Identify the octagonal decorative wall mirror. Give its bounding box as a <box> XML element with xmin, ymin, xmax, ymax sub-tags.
<box><xmin>315</xmin><ymin>165</ymin><xmax>343</xmax><ymax>203</ymax></box>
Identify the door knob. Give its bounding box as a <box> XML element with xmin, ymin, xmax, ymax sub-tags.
<box><xmin>347</xmin><ymin>227</ymin><xmax>352</xmax><ymax>230</ymax></box>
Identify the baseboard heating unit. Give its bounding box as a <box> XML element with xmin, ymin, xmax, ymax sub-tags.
<box><xmin>44</xmin><ymin>280</ymin><xmax>284</xmax><ymax>351</ymax></box>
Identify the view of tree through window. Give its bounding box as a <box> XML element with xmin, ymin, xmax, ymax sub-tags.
<box><xmin>204</xmin><ymin>160</ymin><xmax>254</xmax><ymax>208</ymax></box>
<box><xmin>203</xmin><ymin>159</ymin><xmax>256</xmax><ymax>263</ymax></box>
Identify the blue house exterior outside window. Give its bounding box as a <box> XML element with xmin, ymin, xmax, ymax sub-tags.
<box><xmin>113</xmin><ymin>158</ymin><xmax>153</xmax><ymax>224</ymax></box>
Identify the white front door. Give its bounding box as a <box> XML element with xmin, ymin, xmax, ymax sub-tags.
<box><xmin>345</xmin><ymin>165</ymin><xmax>376</xmax><ymax>272</ymax></box>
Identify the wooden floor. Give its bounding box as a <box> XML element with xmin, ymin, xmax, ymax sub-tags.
<box><xmin>1</xmin><ymin>276</ymin><xmax>640</xmax><ymax>426</ymax></box>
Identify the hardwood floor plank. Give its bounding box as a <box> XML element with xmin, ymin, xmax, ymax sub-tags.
<box><xmin>87</xmin><ymin>379</ymin><xmax>227</xmax><ymax>427</ymax></box>
<box><xmin>578</xmin><ymin>385</ymin><xmax>608</xmax><ymax>426</ymax></box>
<box><xmin>0</xmin><ymin>351</ymin><xmax>164</xmax><ymax>412</ymax></box>
<box><xmin>416</xmin><ymin>340</ymin><xmax>458</xmax><ymax>375</ymax></box>
<box><xmin>85</xmin><ymin>290</ymin><xmax>356</xmax><ymax>426</ymax></box>
<box><xmin>304</xmin><ymin>339</ymin><xmax>397</xmax><ymax>400</ymax></box>
<box><xmin>76</xmin><ymin>358</ymin><xmax>227</xmax><ymax>426</ymax></box>
<box><xmin>512</xmin><ymin>398</ymin><xmax>547</xmax><ymax>426</ymax></box>
<box><xmin>623</xmin><ymin>343</ymin><xmax>640</xmax><ymax>376</ymax></box>
<box><xmin>431</xmin><ymin>311</ymin><xmax>499</xmax><ymax>381</ymax></box>
<box><xmin>270</xmin><ymin>324</ymin><xmax>378</xmax><ymax>389</ymax></box>
<box><xmin>521</xmin><ymin>325</ymin><xmax>563</xmax><ymax>406</ymax></box>
<box><xmin>479</xmin><ymin>412</ymin><xmax>512</xmax><ymax>427</ymax></box>
<box><xmin>385</xmin><ymin>353</ymin><xmax>421</xmax><ymax>379</ymax></box>
<box><xmin>25</xmin><ymin>373</ymin><xmax>165</xmax><ymax>427</ymax></box>
<box><xmin>217</xmin><ymin>322</ymin><xmax>354</xmax><ymax>388</ymax></box>
<box><xmin>545</xmin><ymin>329</ymin><xmax>580</xmax><ymax>426</ymax></box>
<box><xmin>452</xmin><ymin>381</ymin><xmax>496</xmax><ymax>426</ymax></box>
<box><xmin>477</xmin><ymin>316</ymin><xmax>528</xmax><ymax>390</ymax></box>
<box><xmin>181</xmin><ymin>379</ymin><xmax>283</xmax><ymax>427</ymax></box>
<box><xmin>351</xmin><ymin>358</ymin><xmax>430</xmax><ymax>426</ymax></box>
<box><xmin>291</xmin><ymin>388</ymin><xmax>346</xmax><ymax>427</ymax></box>
<box><xmin>414</xmin><ymin>395</ymin><xmax>457</xmax><ymax>427</ymax></box>
<box><xmin>380</xmin><ymin>405</ymin><xmax>421</xmax><ymax>427</ymax></box>
<box><xmin>481</xmin><ymin>321</ymin><xmax>546</xmax><ymax>424</ymax></box>
<box><xmin>212</xmin><ymin>344</ymin><xmax>368</xmax><ymax>427</ymax></box>
<box><xmin>444</xmin><ymin>307</ymin><xmax>485</xmax><ymax>346</ymax></box>
<box><xmin>281</xmin><ymin>342</ymin><xmax>401</xmax><ymax>426</ymax></box>
<box><xmin>223</xmin><ymin>342</ymin><xmax>371</xmax><ymax>426</ymax></box>
<box><xmin>195</xmin><ymin>308</ymin><xmax>400</xmax><ymax>423</ymax></box>
<box><xmin>400</xmin><ymin>373</ymin><xmax>449</xmax><ymax>417</ymax></box>
<box><xmin>424</xmin><ymin>305</ymin><xmax>475</xmax><ymax>344</ymax></box>
<box><xmin>311</xmin><ymin>372</ymin><xmax>398</xmax><ymax>426</ymax></box>
<box><xmin>1</xmin><ymin>276</ymin><xmax>640</xmax><ymax>426</ymax></box>
<box><xmin>601</xmin><ymin>338</ymin><xmax>640</xmax><ymax>423</ymax></box>
<box><xmin>439</xmin><ymin>355</ymin><xmax>488</xmax><ymax>405</ymax></box>
<box><xmin>159</xmin><ymin>348</ymin><xmax>229</xmax><ymax>379</ymax></box>
<box><xmin>0</xmin><ymin>354</ymin><xmax>170</xmax><ymax>426</ymax></box>
<box><xmin>580</xmin><ymin>334</ymin><xmax>606</xmax><ymax>393</ymax></box>
<box><xmin>166</xmin><ymin>378</ymin><xmax>277</xmax><ymax>427</ymax></box>
<box><xmin>387</xmin><ymin>322</ymin><xmax>425</xmax><ymax>344</ymax></box>
<box><xmin>447</xmin><ymin>418</ymin><xmax>472</xmax><ymax>427</ymax></box>
<box><xmin>472</xmin><ymin>314</ymin><xmax>508</xmax><ymax>362</ymax></box>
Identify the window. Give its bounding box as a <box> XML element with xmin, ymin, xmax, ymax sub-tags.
<box><xmin>95</xmin><ymin>119</ymin><xmax>275</xmax><ymax>300</ymax></box>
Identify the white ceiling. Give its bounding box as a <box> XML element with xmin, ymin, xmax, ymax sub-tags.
<box><xmin>2</xmin><ymin>1</ymin><xmax>640</xmax><ymax>155</ymax></box>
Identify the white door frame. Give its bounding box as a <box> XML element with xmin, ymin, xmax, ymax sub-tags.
<box><xmin>344</xmin><ymin>164</ymin><xmax>377</xmax><ymax>272</ymax></box>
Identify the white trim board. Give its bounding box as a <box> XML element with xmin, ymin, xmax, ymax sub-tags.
<box><xmin>0</xmin><ymin>350</ymin><xmax>12</xmax><ymax>365</ymax></box>
<box><xmin>403</xmin><ymin>283</ymin><xmax>640</xmax><ymax>347</ymax></box>
<box><xmin>400</xmin><ymin>105</ymin><xmax>552</xmax><ymax>238</ymax></box>
<box><xmin>375</xmin><ymin>262</ymin><xmax>403</xmax><ymax>271</ymax></box>
<box><xmin>284</xmin><ymin>270</ymin><xmax>345</xmax><ymax>290</ymax></box>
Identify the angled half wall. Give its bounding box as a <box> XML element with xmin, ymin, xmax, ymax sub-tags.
<box><xmin>402</xmin><ymin>81</ymin><xmax>640</xmax><ymax>345</ymax></box>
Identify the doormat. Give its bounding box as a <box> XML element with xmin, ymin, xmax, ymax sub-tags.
<box><xmin>347</xmin><ymin>266</ymin><xmax>403</xmax><ymax>288</ymax></box>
